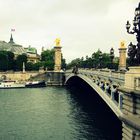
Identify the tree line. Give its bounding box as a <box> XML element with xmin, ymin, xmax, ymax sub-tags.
<box><xmin>67</xmin><ymin>50</ymin><xmax>119</xmax><ymax>70</ymax></box>
<box><xmin>0</xmin><ymin>49</ymin><xmax>66</xmax><ymax>71</ymax></box>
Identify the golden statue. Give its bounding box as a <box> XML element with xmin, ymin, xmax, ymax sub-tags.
<box><xmin>120</xmin><ymin>41</ymin><xmax>125</xmax><ymax>48</ymax></box>
<box><xmin>55</xmin><ymin>38</ymin><xmax>61</xmax><ymax>46</ymax></box>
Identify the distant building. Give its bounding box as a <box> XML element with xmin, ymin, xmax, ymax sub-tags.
<box><xmin>0</xmin><ymin>34</ymin><xmax>26</xmax><ymax>57</ymax></box>
<box><xmin>24</xmin><ymin>45</ymin><xmax>40</xmax><ymax>63</ymax></box>
<box><xmin>0</xmin><ymin>34</ymin><xmax>40</xmax><ymax>63</ymax></box>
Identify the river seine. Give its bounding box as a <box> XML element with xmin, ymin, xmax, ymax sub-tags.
<box><xmin>0</xmin><ymin>86</ymin><xmax>121</xmax><ymax>140</ymax></box>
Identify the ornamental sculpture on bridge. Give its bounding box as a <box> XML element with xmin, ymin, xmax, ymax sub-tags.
<box><xmin>55</xmin><ymin>38</ymin><xmax>61</xmax><ymax>46</ymax></box>
<box><xmin>126</xmin><ymin>2</ymin><xmax>140</xmax><ymax>65</ymax></box>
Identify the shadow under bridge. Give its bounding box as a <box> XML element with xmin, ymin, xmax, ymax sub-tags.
<box><xmin>65</xmin><ymin>73</ymin><xmax>123</xmax><ymax>119</ymax></box>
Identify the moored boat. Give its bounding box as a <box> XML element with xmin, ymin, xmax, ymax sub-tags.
<box><xmin>0</xmin><ymin>80</ymin><xmax>25</xmax><ymax>89</ymax></box>
<box><xmin>25</xmin><ymin>80</ymin><xmax>46</xmax><ymax>88</ymax></box>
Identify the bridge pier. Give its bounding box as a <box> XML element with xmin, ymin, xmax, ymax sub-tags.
<box><xmin>46</xmin><ymin>71</ymin><xmax>65</xmax><ymax>85</ymax></box>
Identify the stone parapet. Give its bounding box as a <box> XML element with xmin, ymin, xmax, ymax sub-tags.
<box><xmin>119</xmin><ymin>87</ymin><xmax>140</xmax><ymax>117</ymax></box>
<box><xmin>124</xmin><ymin>66</ymin><xmax>140</xmax><ymax>90</ymax></box>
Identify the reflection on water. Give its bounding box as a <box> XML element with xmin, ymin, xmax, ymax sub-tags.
<box><xmin>0</xmin><ymin>87</ymin><xmax>121</xmax><ymax>140</ymax></box>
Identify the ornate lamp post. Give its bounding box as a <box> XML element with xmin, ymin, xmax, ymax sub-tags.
<box><xmin>92</xmin><ymin>53</ymin><xmax>95</xmax><ymax>68</ymax></box>
<box><xmin>99</xmin><ymin>50</ymin><xmax>102</xmax><ymax>68</ymax></box>
<box><xmin>110</xmin><ymin>48</ymin><xmax>114</xmax><ymax>68</ymax></box>
<box><xmin>126</xmin><ymin>2</ymin><xmax>140</xmax><ymax>65</ymax></box>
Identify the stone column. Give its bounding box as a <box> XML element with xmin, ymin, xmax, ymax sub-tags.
<box><xmin>22</xmin><ymin>62</ymin><xmax>25</xmax><ymax>73</ymax></box>
<box><xmin>54</xmin><ymin>38</ymin><xmax>62</xmax><ymax>71</ymax></box>
<box><xmin>118</xmin><ymin>41</ymin><xmax>127</xmax><ymax>71</ymax></box>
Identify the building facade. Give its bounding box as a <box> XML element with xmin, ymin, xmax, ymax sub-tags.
<box><xmin>0</xmin><ymin>34</ymin><xmax>40</xmax><ymax>63</ymax></box>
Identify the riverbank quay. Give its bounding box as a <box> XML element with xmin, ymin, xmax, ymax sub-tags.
<box><xmin>0</xmin><ymin>71</ymin><xmax>65</xmax><ymax>86</ymax></box>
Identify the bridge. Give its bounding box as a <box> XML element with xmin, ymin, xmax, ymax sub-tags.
<box><xmin>65</xmin><ymin>68</ymin><xmax>140</xmax><ymax>140</ymax></box>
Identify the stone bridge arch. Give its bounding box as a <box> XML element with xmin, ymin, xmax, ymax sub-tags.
<box><xmin>65</xmin><ymin>73</ymin><xmax>123</xmax><ymax>118</ymax></box>
<box><xmin>65</xmin><ymin>68</ymin><xmax>140</xmax><ymax>140</ymax></box>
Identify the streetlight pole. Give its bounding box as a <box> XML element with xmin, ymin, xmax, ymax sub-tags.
<box><xmin>99</xmin><ymin>50</ymin><xmax>102</xmax><ymax>69</ymax></box>
<box><xmin>126</xmin><ymin>2</ymin><xmax>140</xmax><ymax>65</ymax></box>
<box><xmin>110</xmin><ymin>48</ymin><xmax>114</xmax><ymax>69</ymax></box>
<box><xmin>92</xmin><ymin>53</ymin><xmax>95</xmax><ymax>68</ymax></box>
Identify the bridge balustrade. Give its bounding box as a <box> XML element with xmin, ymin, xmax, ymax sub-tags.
<box><xmin>78</xmin><ymin>69</ymin><xmax>125</xmax><ymax>84</ymax></box>
<box><xmin>76</xmin><ymin>69</ymin><xmax>124</xmax><ymax>111</ymax></box>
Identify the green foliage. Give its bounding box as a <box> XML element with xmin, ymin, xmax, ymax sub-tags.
<box><xmin>41</xmin><ymin>49</ymin><xmax>55</xmax><ymax>70</ymax></box>
<box><xmin>67</xmin><ymin>58</ymin><xmax>81</xmax><ymax>69</ymax></box>
<box><xmin>61</xmin><ymin>58</ymin><xmax>66</xmax><ymax>69</ymax></box>
<box><xmin>26</xmin><ymin>62</ymin><xmax>34</xmax><ymax>71</ymax></box>
<box><xmin>67</xmin><ymin>50</ymin><xmax>119</xmax><ymax>70</ymax></box>
<box><xmin>41</xmin><ymin>49</ymin><xmax>54</xmax><ymax>61</ymax></box>
<box><xmin>0</xmin><ymin>48</ymin><xmax>66</xmax><ymax>71</ymax></box>
<box><xmin>26</xmin><ymin>62</ymin><xmax>44</xmax><ymax>71</ymax></box>
<box><xmin>16</xmin><ymin>54</ymin><xmax>27</xmax><ymax>71</ymax></box>
<box><xmin>7</xmin><ymin>51</ymin><xmax>15</xmax><ymax>70</ymax></box>
<box><xmin>0</xmin><ymin>51</ymin><xmax>15</xmax><ymax>71</ymax></box>
<box><xmin>43</xmin><ymin>61</ymin><xmax>54</xmax><ymax>70</ymax></box>
<box><xmin>0</xmin><ymin>52</ymin><xmax>8</xmax><ymax>71</ymax></box>
<box><xmin>33</xmin><ymin>62</ymin><xmax>43</xmax><ymax>71</ymax></box>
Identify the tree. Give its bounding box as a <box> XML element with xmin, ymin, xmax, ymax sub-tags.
<box><xmin>26</xmin><ymin>62</ymin><xmax>34</xmax><ymax>71</ymax></box>
<box><xmin>0</xmin><ymin>52</ymin><xmax>8</xmax><ymax>71</ymax></box>
<box><xmin>67</xmin><ymin>58</ymin><xmax>81</xmax><ymax>69</ymax></box>
<box><xmin>16</xmin><ymin>54</ymin><xmax>27</xmax><ymax>71</ymax></box>
<box><xmin>41</xmin><ymin>49</ymin><xmax>54</xmax><ymax>61</ymax></box>
<box><xmin>33</xmin><ymin>62</ymin><xmax>44</xmax><ymax>70</ymax></box>
<box><xmin>67</xmin><ymin>49</ymin><xmax>119</xmax><ymax>70</ymax></box>
<box><xmin>7</xmin><ymin>51</ymin><xmax>14</xmax><ymax>70</ymax></box>
<box><xmin>0</xmin><ymin>51</ymin><xmax>15</xmax><ymax>71</ymax></box>
<box><xmin>41</xmin><ymin>49</ymin><xmax>55</xmax><ymax>70</ymax></box>
<box><xmin>61</xmin><ymin>58</ymin><xmax>66</xmax><ymax>70</ymax></box>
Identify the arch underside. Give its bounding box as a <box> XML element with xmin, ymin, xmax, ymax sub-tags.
<box><xmin>66</xmin><ymin>74</ymin><xmax>123</xmax><ymax>118</ymax></box>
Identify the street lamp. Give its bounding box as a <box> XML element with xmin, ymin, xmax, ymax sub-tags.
<box><xmin>92</xmin><ymin>53</ymin><xmax>95</xmax><ymax>68</ymax></box>
<box><xmin>126</xmin><ymin>2</ymin><xmax>140</xmax><ymax>65</ymax></box>
<box><xmin>110</xmin><ymin>48</ymin><xmax>114</xmax><ymax>65</ymax></box>
<box><xmin>99</xmin><ymin>50</ymin><xmax>102</xmax><ymax>68</ymax></box>
<box><xmin>127</xmin><ymin>42</ymin><xmax>137</xmax><ymax>65</ymax></box>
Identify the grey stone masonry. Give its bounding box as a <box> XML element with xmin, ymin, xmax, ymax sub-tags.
<box><xmin>119</xmin><ymin>87</ymin><xmax>140</xmax><ymax>140</ymax></box>
<box><xmin>119</xmin><ymin>88</ymin><xmax>140</xmax><ymax>117</ymax></box>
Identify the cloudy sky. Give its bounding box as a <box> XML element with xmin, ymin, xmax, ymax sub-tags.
<box><xmin>0</xmin><ymin>0</ymin><xmax>139</xmax><ymax>62</ymax></box>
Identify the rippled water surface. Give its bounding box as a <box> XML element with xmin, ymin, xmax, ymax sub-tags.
<box><xmin>0</xmin><ymin>87</ymin><xmax>121</xmax><ymax>140</ymax></box>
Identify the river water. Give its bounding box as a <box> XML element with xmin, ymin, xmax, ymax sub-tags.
<box><xmin>0</xmin><ymin>86</ymin><xmax>121</xmax><ymax>140</ymax></box>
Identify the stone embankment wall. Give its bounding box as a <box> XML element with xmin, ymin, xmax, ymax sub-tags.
<box><xmin>0</xmin><ymin>71</ymin><xmax>65</xmax><ymax>86</ymax></box>
<box><xmin>0</xmin><ymin>71</ymin><xmax>42</xmax><ymax>81</ymax></box>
